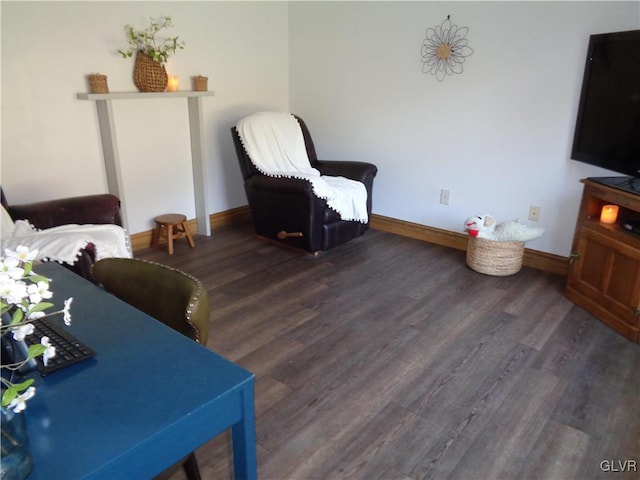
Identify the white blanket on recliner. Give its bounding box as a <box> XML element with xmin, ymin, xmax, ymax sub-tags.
<box><xmin>236</xmin><ymin>112</ymin><xmax>368</xmax><ymax>223</ymax></box>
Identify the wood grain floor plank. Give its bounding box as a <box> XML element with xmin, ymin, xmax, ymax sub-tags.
<box><xmin>514</xmin><ymin>419</ymin><xmax>591</xmax><ymax>480</ymax></box>
<box><xmin>448</xmin><ymin>368</ymin><xmax>563</xmax><ymax>479</ymax></box>
<box><xmin>397</xmin><ymin>344</ymin><xmax>540</xmax><ymax>480</ymax></box>
<box><xmin>259</xmin><ymin>357</ymin><xmax>416</xmax><ymax>478</ymax></box>
<box><xmin>315</xmin><ymin>402</ymin><xmax>427</xmax><ymax>479</ymax></box>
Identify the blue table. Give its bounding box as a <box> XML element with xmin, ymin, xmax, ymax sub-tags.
<box><xmin>25</xmin><ymin>263</ymin><xmax>257</xmax><ymax>479</ymax></box>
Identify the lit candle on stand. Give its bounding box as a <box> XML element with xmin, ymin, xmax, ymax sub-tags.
<box><xmin>600</xmin><ymin>205</ymin><xmax>619</xmax><ymax>224</ymax></box>
<box><xmin>167</xmin><ymin>75</ymin><xmax>179</xmax><ymax>92</ymax></box>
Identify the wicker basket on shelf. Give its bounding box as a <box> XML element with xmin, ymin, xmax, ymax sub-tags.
<box><xmin>133</xmin><ymin>51</ymin><xmax>168</xmax><ymax>92</ymax></box>
<box><xmin>192</xmin><ymin>75</ymin><xmax>208</xmax><ymax>92</ymax></box>
<box><xmin>87</xmin><ymin>74</ymin><xmax>109</xmax><ymax>94</ymax></box>
<box><xmin>466</xmin><ymin>237</ymin><xmax>525</xmax><ymax>276</ymax></box>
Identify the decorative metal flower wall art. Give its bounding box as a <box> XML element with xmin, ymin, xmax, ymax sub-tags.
<box><xmin>421</xmin><ymin>15</ymin><xmax>473</xmax><ymax>81</ymax></box>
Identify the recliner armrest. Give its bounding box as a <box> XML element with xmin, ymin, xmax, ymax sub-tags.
<box><xmin>246</xmin><ymin>175</ymin><xmax>315</xmax><ymax>195</ymax></box>
<box><xmin>314</xmin><ymin>160</ymin><xmax>378</xmax><ymax>183</ymax></box>
<box><xmin>7</xmin><ymin>194</ymin><xmax>122</xmax><ymax>230</ymax></box>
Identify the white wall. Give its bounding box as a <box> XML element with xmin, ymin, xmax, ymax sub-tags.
<box><xmin>1</xmin><ymin>1</ymin><xmax>289</xmax><ymax>234</ymax></box>
<box><xmin>289</xmin><ymin>1</ymin><xmax>640</xmax><ymax>256</ymax></box>
<box><xmin>2</xmin><ymin>2</ymin><xmax>639</xmax><ymax>257</ymax></box>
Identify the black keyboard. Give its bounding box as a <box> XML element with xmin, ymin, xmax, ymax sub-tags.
<box><xmin>24</xmin><ymin>318</ymin><xmax>95</xmax><ymax>375</ymax></box>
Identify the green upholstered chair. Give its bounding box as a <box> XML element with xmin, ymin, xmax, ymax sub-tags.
<box><xmin>92</xmin><ymin>258</ymin><xmax>209</xmax><ymax>345</ymax></box>
<box><xmin>91</xmin><ymin>257</ymin><xmax>210</xmax><ymax>480</ymax></box>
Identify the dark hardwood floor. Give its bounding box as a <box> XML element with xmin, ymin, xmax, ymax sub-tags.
<box><xmin>136</xmin><ymin>225</ymin><xmax>640</xmax><ymax>480</ymax></box>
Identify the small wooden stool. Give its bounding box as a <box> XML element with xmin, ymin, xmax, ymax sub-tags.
<box><xmin>151</xmin><ymin>214</ymin><xmax>195</xmax><ymax>255</ymax></box>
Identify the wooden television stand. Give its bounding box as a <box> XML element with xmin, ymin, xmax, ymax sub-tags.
<box><xmin>565</xmin><ymin>178</ymin><xmax>640</xmax><ymax>344</ymax></box>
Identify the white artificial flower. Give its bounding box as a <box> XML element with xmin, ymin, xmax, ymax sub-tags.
<box><xmin>62</xmin><ymin>297</ymin><xmax>73</xmax><ymax>325</ymax></box>
<box><xmin>26</xmin><ymin>310</ymin><xmax>45</xmax><ymax>320</ymax></box>
<box><xmin>41</xmin><ymin>336</ymin><xmax>56</xmax><ymax>366</ymax></box>
<box><xmin>27</xmin><ymin>280</ymin><xmax>53</xmax><ymax>305</ymax></box>
<box><xmin>1</xmin><ymin>280</ymin><xmax>28</xmax><ymax>306</ymax></box>
<box><xmin>8</xmin><ymin>386</ymin><xmax>36</xmax><ymax>413</ymax></box>
<box><xmin>4</xmin><ymin>246</ymin><xmax>39</xmax><ymax>263</ymax></box>
<box><xmin>0</xmin><ymin>279</ymin><xmax>16</xmax><ymax>300</ymax></box>
<box><xmin>0</xmin><ymin>257</ymin><xmax>24</xmax><ymax>280</ymax></box>
<box><xmin>11</xmin><ymin>323</ymin><xmax>34</xmax><ymax>342</ymax></box>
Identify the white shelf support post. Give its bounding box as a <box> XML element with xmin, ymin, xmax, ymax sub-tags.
<box><xmin>94</xmin><ymin>99</ymin><xmax>130</xmax><ymax>233</ymax></box>
<box><xmin>188</xmin><ymin>96</ymin><xmax>211</xmax><ymax>236</ymax></box>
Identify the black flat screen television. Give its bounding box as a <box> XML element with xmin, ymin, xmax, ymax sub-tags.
<box><xmin>571</xmin><ymin>29</ymin><xmax>640</xmax><ymax>185</ymax></box>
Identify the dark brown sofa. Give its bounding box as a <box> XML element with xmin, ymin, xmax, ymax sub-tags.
<box><xmin>1</xmin><ymin>187</ymin><xmax>122</xmax><ymax>281</ymax></box>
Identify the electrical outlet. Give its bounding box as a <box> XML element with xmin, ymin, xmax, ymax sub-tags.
<box><xmin>529</xmin><ymin>205</ymin><xmax>541</xmax><ymax>222</ymax></box>
<box><xmin>440</xmin><ymin>189</ymin><xmax>450</xmax><ymax>205</ymax></box>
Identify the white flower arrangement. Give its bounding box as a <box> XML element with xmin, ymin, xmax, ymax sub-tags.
<box><xmin>1</xmin><ymin>246</ymin><xmax>73</xmax><ymax>413</ymax></box>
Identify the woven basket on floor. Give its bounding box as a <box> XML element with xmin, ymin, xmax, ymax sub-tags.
<box><xmin>133</xmin><ymin>51</ymin><xmax>168</xmax><ymax>92</ymax></box>
<box><xmin>466</xmin><ymin>237</ymin><xmax>525</xmax><ymax>276</ymax></box>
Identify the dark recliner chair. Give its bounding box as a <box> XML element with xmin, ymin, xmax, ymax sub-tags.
<box><xmin>1</xmin><ymin>187</ymin><xmax>122</xmax><ymax>281</ymax></box>
<box><xmin>231</xmin><ymin>115</ymin><xmax>377</xmax><ymax>254</ymax></box>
